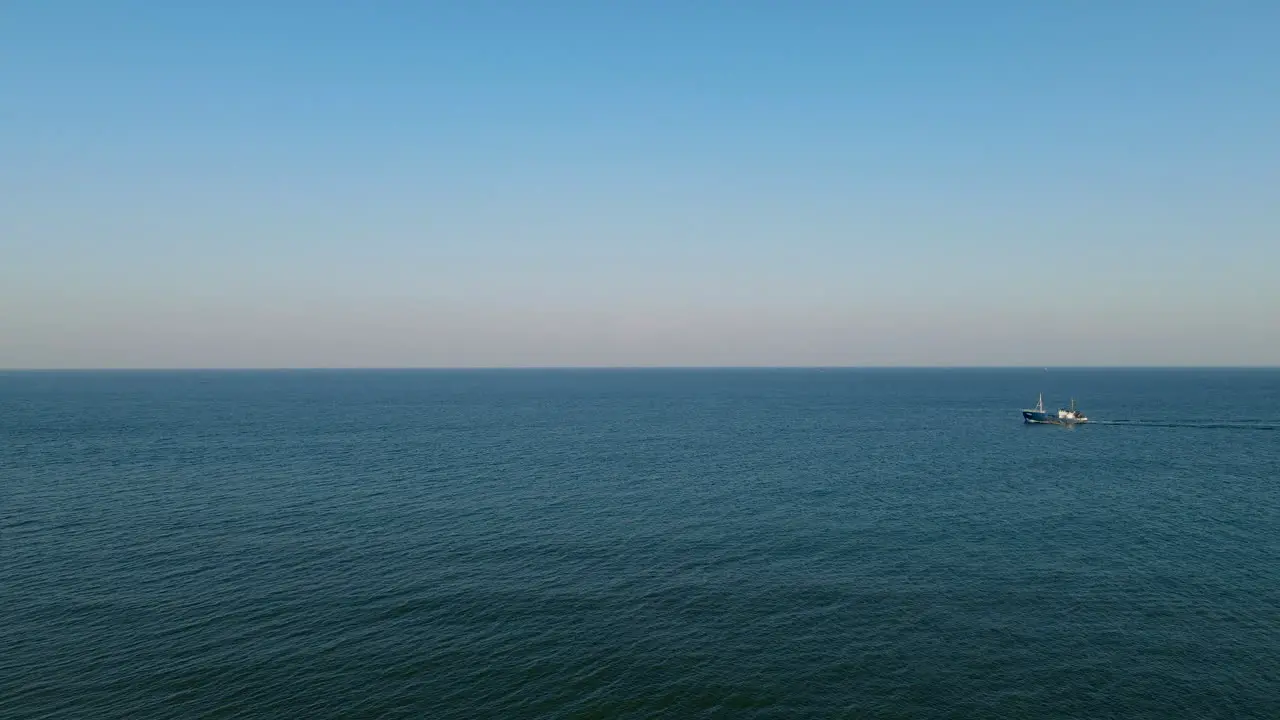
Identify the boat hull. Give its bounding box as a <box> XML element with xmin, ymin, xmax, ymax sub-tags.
<box><xmin>1022</xmin><ymin>410</ymin><xmax>1086</xmax><ymax>425</ymax></box>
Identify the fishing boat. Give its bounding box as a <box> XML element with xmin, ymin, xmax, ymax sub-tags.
<box><xmin>1022</xmin><ymin>393</ymin><xmax>1088</xmax><ymax>425</ymax></box>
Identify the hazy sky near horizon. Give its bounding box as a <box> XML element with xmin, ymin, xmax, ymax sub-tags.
<box><xmin>4</xmin><ymin>2</ymin><xmax>1278</xmax><ymax>368</ymax></box>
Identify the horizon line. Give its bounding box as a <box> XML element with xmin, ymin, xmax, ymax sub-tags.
<box><xmin>3</xmin><ymin>365</ymin><xmax>1278</xmax><ymax>372</ymax></box>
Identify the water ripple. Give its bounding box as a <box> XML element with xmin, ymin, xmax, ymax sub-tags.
<box><xmin>2</xmin><ymin>369</ymin><xmax>1278</xmax><ymax>718</ymax></box>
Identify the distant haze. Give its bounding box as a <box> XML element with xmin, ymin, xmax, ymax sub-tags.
<box><xmin>4</xmin><ymin>3</ymin><xmax>1278</xmax><ymax>368</ymax></box>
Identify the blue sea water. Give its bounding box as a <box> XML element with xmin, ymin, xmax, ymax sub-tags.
<box><xmin>2</xmin><ymin>368</ymin><xmax>1278</xmax><ymax>719</ymax></box>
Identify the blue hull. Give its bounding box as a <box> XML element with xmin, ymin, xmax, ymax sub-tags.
<box><xmin>1023</xmin><ymin>410</ymin><xmax>1084</xmax><ymax>425</ymax></box>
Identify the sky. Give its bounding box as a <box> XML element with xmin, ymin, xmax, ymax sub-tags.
<box><xmin>3</xmin><ymin>1</ymin><xmax>1278</xmax><ymax>368</ymax></box>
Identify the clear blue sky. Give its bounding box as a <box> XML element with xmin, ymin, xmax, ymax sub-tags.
<box><xmin>3</xmin><ymin>2</ymin><xmax>1277</xmax><ymax>367</ymax></box>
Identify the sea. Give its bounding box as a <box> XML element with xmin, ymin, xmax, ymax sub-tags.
<box><xmin>2</xmin><ymin>368</ymin><xmax>1277</xmax><ymax>719</ymax></box>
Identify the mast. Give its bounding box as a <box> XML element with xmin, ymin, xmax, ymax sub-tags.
<box><xmin>1037</xmin><ymin>393</ymin><xmax>1044</xmax><ymax>412</ymax></box>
